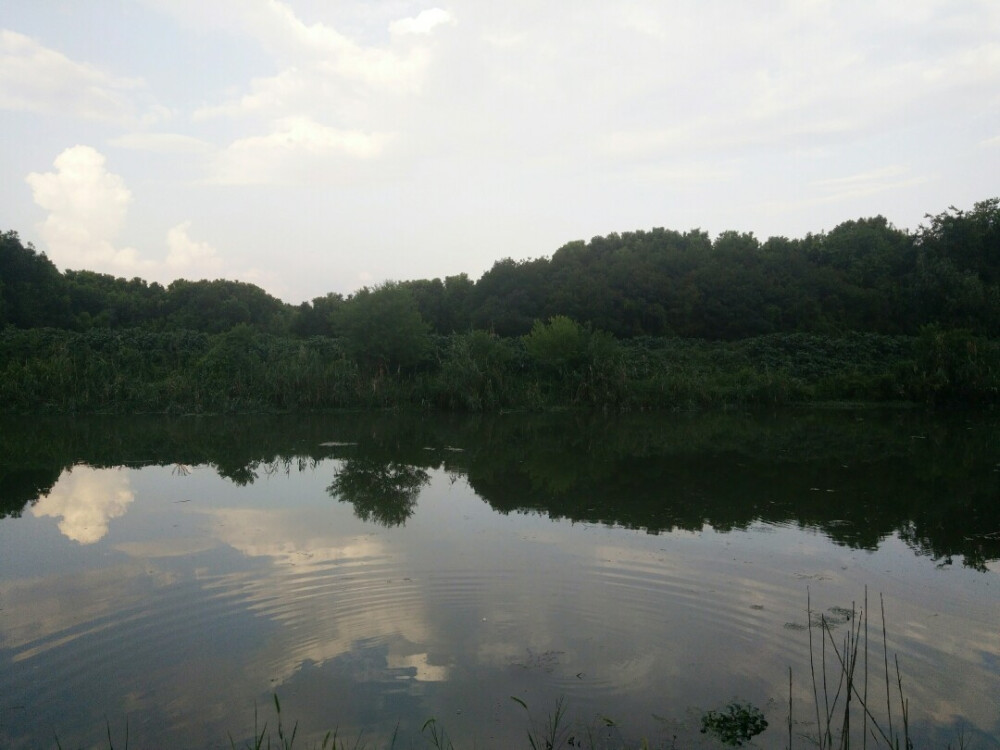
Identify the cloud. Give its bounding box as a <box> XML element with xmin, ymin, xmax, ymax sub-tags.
<box><xmin>389</xmin><ymin>8</ymin><xmax>455</xmax><ymax>36</ymax></box>
<box><xmin>191</xmin><ymin>54</ymin><xmax>430</xmax><ymax>123</ymax></box>
<box><xmin>109</xmin><ymin>132</ymin><xmax>214</xmax><ymax>154</ymax></box>
<box><xmin>758</xmin><ymin>165</ymin><xmax>929</xmax><ymax>216</ymax></box>
<box><xmin>202</xmin><ymin>504</ymin><xmax>446</xmax><ymax>686</ymax></box>
<box><xmin>208</xmin><ymin>117</ymin><xmax>394</xmax><ymax>185</ymax></box>
<box><xmin>0</xmin><ymin>29</ymin><xmax>162</xmax><ymax>123</ymax></box>
<box><xmin>810</xmin><ymin>165</ymin><xmax>910</xmax><ymax>189</ymax></box>
<box><xmin>32</xmin><ymin>467</ymin><xmax>135</xmax><ymax>544</ymax></box>
<box><xmin>155</xmin><ymin>0</ymin><xmax>439</xmax><ymax>123</ymax></box>
<box><xmin>25</xmin><ymin>145</ymin><xmax>149</xmax><ymax>273</ymax></box>
<box><xmin>809</xmin><ymin>165</ymin><xmax>928</xmax><ymax>201</ymax></box>
<box><xmin>26</xmin><ymin>146</ymin><xmax>229</xmax><ymax>280</ymax></box>
<box><xmin>468</xmin><ymin>1</ymin><xmax>1000</xmax><ymax>165</ymax></box>
<box><xmin>165</xmin><ymin>222</ymin><xmax>224</xmax><ymax>276</ymax></box>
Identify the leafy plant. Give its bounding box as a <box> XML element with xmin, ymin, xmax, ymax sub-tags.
<box><xmin>700</xmin><ymin>703</ymin><xmax>768</xmax><ymax>746</ymax></box>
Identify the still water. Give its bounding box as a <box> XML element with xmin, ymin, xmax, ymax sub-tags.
<box><xmin>0</xmin><ymin>410</ymin><xmax>997</xmax><ymax>748</ymax></box>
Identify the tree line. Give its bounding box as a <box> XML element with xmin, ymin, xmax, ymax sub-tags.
<box><xmin>1</xmin><ymin>197</ymin><xmax>998</xmax><ymax>411</ymax></box>
<box><xmin>4</xmin><ymin>198</ymin><xmax>999</xmax><ymax>341</ymax></box>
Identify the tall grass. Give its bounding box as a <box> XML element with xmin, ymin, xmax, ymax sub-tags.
<box><xmin>792</xmin><ymin>588</ymin><xmax>912</xmax><ymax>750</ymax></box>
<box><xmin>7</xmin><ymin>328</ymin><xmax>981</xmax><ymax>413</ymax></box>
<box><xmin>228</xmin><ymin>694</ymin><xmax>398</xmax><ymax>750</ymax></box>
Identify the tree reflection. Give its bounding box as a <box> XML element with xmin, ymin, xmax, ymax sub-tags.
<box><xmin>327</xmin><ymin>458</ymin><xmax>429</xmax><ymax>527</ymax></box>
<box><xmin>1</xmin><ymin>411</ymin><xmax>998</xmax><ymax>566</ymax></box>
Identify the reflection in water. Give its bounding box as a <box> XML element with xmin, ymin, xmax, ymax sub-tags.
<box><xmin>31</xmin><ymin>466</ymin><xmax>134</xmax><ymax>544</ymax></box>
<box><xmin>0</xmin><ymin>411</ymin><xmax>998</xmax><ymax>748</ymax></box>
<box><xmin>200</xmin><ymin>505</ymin><xmax>442</xmax><ymax>691</ymax></box>
<box><xmin>202</xmin><ymin>503</ymin><xmax>449</xmax><ymax>691</ymax></box>
<box><xmin>2</xmin><ymin>409</ymin><xmax>997</xmax><ymax>566</ymax></box>
<box><xmin>327</xmin><ymin>458</ymin><xmax>429</xmax><ymax>527</ymax></box>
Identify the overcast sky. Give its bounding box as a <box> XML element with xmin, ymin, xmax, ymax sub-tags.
<box><xmin>2</xmin><ymin>1</ymin><xmax>998</xmax><ymax>304</ymax></box>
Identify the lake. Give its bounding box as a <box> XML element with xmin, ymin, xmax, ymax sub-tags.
<box><xmin>1</xmin><ymin>409</ymin><xmax>997</xmax><ymax>749</ymax></box>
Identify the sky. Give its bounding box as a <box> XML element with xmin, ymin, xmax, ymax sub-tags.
<box><xmin>1</xmin><ymin>0</ymin><xmax>998</xmax><ymax>304</ymax></box>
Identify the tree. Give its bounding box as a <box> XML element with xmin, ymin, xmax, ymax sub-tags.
<box><xmin>290</xmin><ymin>293</ymin><xmax>343</xmax><ymax>337</ymax></box>
<box><xmin>161</xmin><ymin>279</ymin><xmax>291</xmax><ymax>334</ymax></box>
<box><xmin>335</xmin><ymin>282</ymin><xmax>431</xmax><ymax>369</ymax></box>
<box><xmin>524</xmin><ymin>315</ymin><xmax>589</xmax><ymax>373</ymax></box>
<box><xmin>471</xmin><ymin>257</ymin><xmax>550</xmax><ymax>336</ymax></box>
<box><xmin>0</xmin><ymin>230</ymin><xmax>72</xmax><ymax>328</ymax></box>
<box><xmin>917</xmin><ymin>198</ymin><xmax>1000</xmax><ymax>284</ymax></box>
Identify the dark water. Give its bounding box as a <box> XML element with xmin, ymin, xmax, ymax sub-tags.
<box><xmin>0</xmin><ymin>409</ymin><xmax>997</xmax><ymax>749</ymax></box>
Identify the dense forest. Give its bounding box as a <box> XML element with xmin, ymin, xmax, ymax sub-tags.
<box><xmin>1</xmin><ymin>198</ymin><xmax>998</xmax><ymax>411</ymax></box>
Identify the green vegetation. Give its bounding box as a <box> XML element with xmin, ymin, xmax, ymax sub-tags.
<box><xmin>1</xmin><ymin>326</ymin><xmax>996</xmax><ymax>413</ymax></box>
<box><xmin>2</xmin><ymin>197</ymin><xmax>999</xmax><ymax>412</ymax></box>
<box><xmin>700</xmin><ymin>703</ymin><xmax>768</xmax><ymax>746</ymax></box>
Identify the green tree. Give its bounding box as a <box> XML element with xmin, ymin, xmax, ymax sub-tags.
<box><xmin>524</xmin><ymin>315</ymin><xmax>588</xmax><ymax>373</ymax></box>
<box><xmin>0</xmin><ymin>230</ymin><xmax>72</xmax><ymax>328</ymax></box>
<box><xmin>335</xmin><ymin>282</ymin><xmax>431</xmax><ymax>369</ymax></box>
<box><xmin>918</xmin><ymin>198</ymin><xmax>1000</xmax><ymax>284</ymax></box>
<box><xmin>162</xmin><ymin>279</ymin><xmax>291</xmax><ymax>334</ymax></box>
<box><xmin>290</xmin><ymin>292</ymin><xmax>343</xmax><ymax>337</ymax></box>
<box><xmin>471</xmin><ymin>257</ymin><xmax>550</xmax><ymax>335</ymax></box>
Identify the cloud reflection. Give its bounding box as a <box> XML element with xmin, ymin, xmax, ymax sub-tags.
<box><xmin>204</xmin><ymin>506</ymin><xmax>448</xmax><ymax>688</ymax></box>
<box><xmin>31</xmin><ymin>466</ymin><xmax>134</xmax><ymax>543</ymax></box>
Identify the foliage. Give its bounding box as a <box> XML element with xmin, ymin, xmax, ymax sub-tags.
<box><xmin>0</xmin><ymin>230</ymin><xmax>72</xmax><ymax>328</ymax></box>
<box><xmin>335</xmin><ymin>282</ymin><xmax>431</xmax><ymax>370</ymax></box>
<box><xmin>917</xmin><ymin>198</ymin><xmax>1000</xmax><ymax>285</ymax></box>
<box><xmin>912</xmin><ymin>325</ymin><xmax>999</xmax><ymax>403</ymax></box>
<box><xmin>429</xmin><ymin>329</ymin><xmax>518</xmax><ymax>411</ymax></box>
<box><xmin>699</xmin><ymin>703</ymin><xmax>768</xmax><ymax>746</ymax></box>
<box><xmin>524</xmin><ymin>316</ymin><xmax>589</xmax><ymax>373</ymax></box>
<box><xmin>2</xmin><ymin>327</ymin><xmax>998</xmax><ymax>414</ymax></box>
<box><xmin>3</xmin><ymin>196</ymin><xmax>999</xmax><ymax>341</ymax></box>
<box><xmin>290</xmin><ymin>293</ymin><xmax>344</xmax><ymax>337</ymax></box>
<box><xmin>1</xmin><ymin>195</ymin><xmax>999</xmax><ymax>412</ymax></box>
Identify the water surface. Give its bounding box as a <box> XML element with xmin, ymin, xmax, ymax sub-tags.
<box><xmin>1</xmin><ymin>410</ymin><xmax>997</xmax><ymax>748</ymax></box>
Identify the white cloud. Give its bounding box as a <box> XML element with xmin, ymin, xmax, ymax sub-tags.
<box><xmin>165</xmin><ymin>222</ymin><xmax>224</xmax><ymax>276</ymax></box>
<box><xmin>389</xmin><ymin>8</ymin><xmax>455</xmax><ymax>36</ymax></box>
<box><xmin>809</xmin><ymin>165</ymin><xmax>928</xmax><ymax>202</ymax></box>
<box><xmin>5</xmin><ymin>0</ymin><xmax>999</xmax><ymax>302</ymax></box>
<box><xmin>26</xmin><ymin>146</ymin><xmax>229</xmax><ymax>280</ymax></box>
<box><xmin>0</xmin><ymin>29</ymin><xmax>161</xmax><ymax>123</ymax></box>
<box><xmin>209</xmin><ymin>117</ymin><xmax>394</xmax><ymax>185</ymax></box>
<box><xmin>191</xmin><ymin>53</ymin><xmax>430</xmax><ymax>123</ymax></box>
<box><xmin>25</xmin><ymin>145</ymin><xmax>149</xmax><ymax>273</ymax></box>
<box><xmin>153</xmin><ymin>0</ymin><xmax>436</xmax><ymax>116</ymax></box>
<box><xmin>32</xmin><ymin>467</ymin><xmax>135</xmax><ymax>544</ymax></box>
<box><xmin>202</xmin><ymin>504</ymin><xmax>446</xmax><ymax>686</ymax></box>
<box><xmin>758</xmin><ymin>165</ymin><xmax>929</xmax><ymax>216</ymax></box>
<box><xmin>810</xmin><ymin>165</ymin><xmax>909</xmax><ymax>189</ymax></box>
<box><xmin>109</xmin><ymin>132</ymin><xmax>214</xmax><ymax>154</ymax></box>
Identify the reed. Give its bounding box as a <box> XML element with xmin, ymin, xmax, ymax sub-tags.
<box><xmin>791</xmin><ymin>588</ymin><xmax>912</xmax><ymax>750</ymax></box>
<box><xmin>7</xmin><ymin>328</ymin><xmax>996</xmax><ymax>414</ymax></box>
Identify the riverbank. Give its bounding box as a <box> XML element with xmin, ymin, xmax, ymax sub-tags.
<box><xmin>1</xmin><ymin>327</ymin><xmax>997</xmax><ymax>413</ymax></box>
